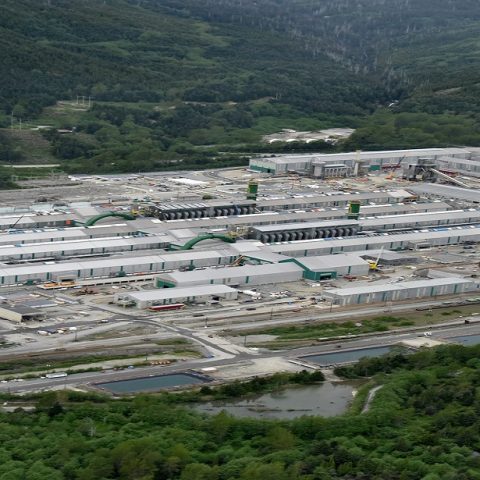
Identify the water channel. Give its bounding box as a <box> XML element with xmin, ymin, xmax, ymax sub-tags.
<box><xmin>448</xmin><ymin>334</ymin><xmax>480</xmax><ymax>346</ymax></box>
<box><xmin>194</xmin><ymin>381</ymin><xmax>362</xmax><ymax>419</ymax></box>
<box><xmin>302</xmin><ymin>345</ymin><xmax>394</xmax><ymax>366</ymax></box>
<box><xmin>97</xmin><ymin>373</ymin><xmax>208</xmax><ymax>394</ymax></box>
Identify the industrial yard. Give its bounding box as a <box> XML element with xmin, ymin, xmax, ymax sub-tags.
<box><xmin>1</xmin><ymin>146</ymin><xmax>480</xmax><ymax>394</ymax></box>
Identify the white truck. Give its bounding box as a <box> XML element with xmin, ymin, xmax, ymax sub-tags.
<box><xmin>45</xmin><ymin>372</ymin><xmax>68</xmax><ymax>379</ymax></box>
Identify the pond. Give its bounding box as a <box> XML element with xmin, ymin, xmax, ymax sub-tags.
<box><xmin>448</xmin><ymin>334</ymin><xmax>480</xmax><ymax>346</ymax></box>
<box><xmin>97</xmin><ymin>373</ymin><xmax>209</xmax><ymax>394</ymax></box>
<box><xmin>302</xmin><ymin>345</ymin><xmax>394</xmax><ymax>366</ymax></box>
<box><xmin>194</xmin><ymin>381</ymin><xmax>361</xmax><ymax>419</ymax></box>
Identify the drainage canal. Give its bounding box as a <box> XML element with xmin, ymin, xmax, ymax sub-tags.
<box><xmin>96</xmin><ymin>372</ymin><xmax>210</xmax><ymax>394</ymax></box>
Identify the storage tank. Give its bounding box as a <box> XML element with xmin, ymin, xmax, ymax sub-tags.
<box><xmin>347</xmin><ymin>201</ymin><xmax>361</xmax><ymax>220</ymax></box>
<box><xmin>247</xmin><ymin>180</ymin><xmax>259</xmax><ymax>201</ymax></box>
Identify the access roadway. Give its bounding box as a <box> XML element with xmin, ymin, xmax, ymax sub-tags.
<box><xmin>2</xmin><ymin>319</ymin><xmax>479</xmax><ymax>395</ymax></box>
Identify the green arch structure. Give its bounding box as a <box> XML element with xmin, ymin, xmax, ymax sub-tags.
<box><xmin>84</xmin><ymin>211</ymin><xmax>136</xmax><ymax>227</ymax></box>
<box><xmin>170</xmin><ymin>233</ymin><xmax>236</xmax><ymax>250</ymax></box>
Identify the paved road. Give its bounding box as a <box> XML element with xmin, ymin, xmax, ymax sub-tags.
<box><xmin>2</xmin><ymin>320</ymin><xmax>479</xmax><ymax>394</ymax></box>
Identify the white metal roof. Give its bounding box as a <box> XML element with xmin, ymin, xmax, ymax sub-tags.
<box><xmin>125</xmin><ymin>284</ymin><xmax>237</xmax><ymax>301</ymax></box>
<box><xmin>409</xmin><ymin>184</ymin><xmax>480</xmax><ymax>203</ymax></box>
<box><xmin>295</xmin><ymin>254</ymin><xmax>369</xmax><ymax>270</ymax></box>
<box><xmin>253</xmin><ymin>219</ymin><xmax>359</xmax><ymax>233</ymax></box>
<box><xmin>270</xmin><ymin>225</ymin><xmax>480</xmax><ymax>252</ymax></box>
<box><xmin>159</xmin><ymin>262</ymin><xmax>303</xmax><ymax>283</ymax></box>
<box><xmin>325</xmin><ymin>277</ymin><xmax>473</xmax><ymax>297</ymax></box>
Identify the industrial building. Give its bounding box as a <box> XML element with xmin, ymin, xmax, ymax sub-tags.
<box><xmin>249</xmin><ymin>220</ymin><xmax>359</xmax><ymax>242</ymax></box>
<box><xmin>116</xmin><ymin>285</ymin><xmax>238</xmax><ymax>308</ymax></box>
<box><xmin>409</xmin><ymin>184</ymin><xmax>480</xmax><ymax>204</ymax></box>
<box><xmin>135</xmin><ymin>201</ymin><xmax>451</xmax><ymax>235</ymax></box>
<box><xmin>269</xmin><ymin>225</ymin><xmax>480</xmax><ymax>257</ymax></box>
<box><xmin>249</xmin><ymin>148</ymin><xmax>471</xmax><ymax>176</ymax></box>
<box><xmin>323</xmin><ymin>277</ymin><xmax>478</xmax><ymax>306</ymax></box>
<box><xmin>0</xmin><ymin>224</ymin><xmax>137</xmax><ymax>246</ymax></box>
<box><xmin>284</xmin><ymin>254</ymin><xmax>371</xmax><ymax>280</ymax></box>
<box><xmin>0</xmin><ymin>250</ymin><xmax>239</xmax><ymax>286</ymax></box>
<box><xmin>255</xmin><ymin>190</ymin><xmax>414</xmax><ymax>210</ymax></box>
<box><xmin>154</xmin><ymin>252</ymin><xmax>370</xmax><ymax>288</ymax></box>
<box><xmin>0</xmin><ymin>235</ymin><xmax>172</xmax><ymax>262</ymax></box>
<box><xmin>145</xmin><ymin>200</ymin><xmax>257</xmax><ymax>220</ymax></box>
<box><xmin>0</xmin><ymin>305</ymin><xmax>45</xmax><ymax>323</ymax></box>
<box><xmin>359</xmin><ymin>210</ymin><xmax>480</xmax><ymax>232</ymax></box>
<box><xmin>156</xmin><ymin>263</ymin><xmax>304</xmax><ymax>288</ymax></box>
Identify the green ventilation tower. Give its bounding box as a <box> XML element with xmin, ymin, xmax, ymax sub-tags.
<box><xmin>247</xmin><ymin>180</ymin><xmax>259</xmax><ymax>201</ymax></box>
<box><xmin>347</xmin><ymin>200</ymin><xmax>361</xmax><ymax>219</ymax></box>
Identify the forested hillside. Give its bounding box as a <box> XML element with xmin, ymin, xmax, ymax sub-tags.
<box><xmin>2</xmin><ymin>0</ymin><xmax>480</xmax><ymax>173</ymax></box>
<box><xmin>0</xmin><ymin>344</ymin><xmax>480</xmax><ymax>479</ymax></box>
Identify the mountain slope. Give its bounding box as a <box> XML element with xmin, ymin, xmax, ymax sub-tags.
<box><xmin>3</xmin><ymin>0</ymin><xmax>480</xmax><ymax>173</ymax></box>
<box><xmin>0</xmin><ymin>0</ymin><xmax>381</xmax><ymax>117</ymax></box>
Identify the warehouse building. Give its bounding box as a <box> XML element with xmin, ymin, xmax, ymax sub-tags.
<box><xmin>0</xmin><ymin>235</ymin><xmax>172</xmax><ymax>262</ymax></box>
<box><xmin>145</xmin><ymin>200</ymin><xmax>257</xmax><ymax>220</ymax></box>
<box><xmin>0</xmin><ymin>213</ymin><xmax>79</xmax><ymax>230</ymax></box>
<box><xmin>249</xmin><ymin>148</ymin><xmax>471</xmax><ymax>175</ymax></box>
<box><xmin>284</xmin><ymin>254</ymin><xmax>371</xmax><ymax>280</ymax></box>
<box><xmin>0</xmin><ymin>224</ymin><xmax>137</xmax><ymax>246</ymax></box>
<box><xmin>136</xmin><ymin>201</ymin><xmax>451</xmax><ymax>236</ymax></box>
<box><xmin>256</xmin><ymin>190</ymin><xmax>414</xmax><ymax>210</ymax></box>
<box><xmin>156</xmin><ymin>262</ymin><xmax>304</xmax><ymax>288</ymax></box>
<box><xmin>357</xmin><ymin>250</ymin><xmax>419</xmax><ymax>266</ymax></box>
<box><xmin>269</xmin><ymin>225</ymin><xmax>480</xmax><ymax>257</ymax></box>
<box><xmin>409</xmin><ymin>184</ymin><xmax>480</xmax><ymax>204</ymax></box>
<box><xmin>0</xmin><ymin>249</ymin><xmax>239</xmax><ymax>286</ymax></box>
<box><xmin>0</xmin><ymin>305</ymin><xmax>45</xmax><ymax>323</ymax></box>
<box><xmin>360</xmin><ymin>210</ymin><xmax>480</xmax><ymax>232</ymax></box>
<box><xmin>155</xmin><ymin>252</ymin><xmax>370</xmax><ymax>287</ymax></box>
<box><xmin>435</xmin><ymin>156</ymin><xmax>480</xmax><ymax>178</ymax></box>
<box><xmin>116</xmin><ymin>285</ymin><xmax>238</xmax><ymax>308</ymax></box>
<box><xmin>250</xmin><ymin>220</ymin><xmax>359</xmax><ymax>242</ymax></box>
<box><xmin>322</xmin><ymin>277</ymin><xmax>477</xmax><ymax>306</ymax></box>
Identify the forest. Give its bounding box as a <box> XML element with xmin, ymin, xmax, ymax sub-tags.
<box><xmin>0</xmin><ymin>344</ymin><xmax>479</xmax><ymax>479</ymax></box>
<box><xmin>3</xmin><ymin>0</ymin><xmax>480</xmax><ymax>172</ymax></box>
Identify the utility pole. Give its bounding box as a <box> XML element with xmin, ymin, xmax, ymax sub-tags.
<box><xmin>10</xmin><ymin>112</ymin><xmax>13</xmax><ymax>129</ymax></box>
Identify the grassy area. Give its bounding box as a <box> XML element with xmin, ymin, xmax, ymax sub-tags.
<box><xmin>0</xmin><ymin>345</ymin><xmax>200</xmax><ymax>377</ymax></box>
<box><xmin>0</xmin><ymin>128</ymin><xmax>58</xmax><ymax>164</ymax></box>
<box><xmin>238</xmin><ymin>304</ymin><xmax>480</xmax><ymax>348</ymax></box>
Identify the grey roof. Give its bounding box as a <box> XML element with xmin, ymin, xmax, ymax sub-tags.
<box><xmin>153</xmin><ymin>200</ymin><xmax>256</xmax><ymax>211</ymax></box>
<box><xmin>252</xmin><ymin>220</ymin><xmax>359</xmax><ymax>233</ymax></box>
<box><xmin>0</xmin><ymin>235</ymin><xmax>169</xmax><ymax>258</ymax></box>
<box><xmin>270</xmin><ymin>225</ymin><xmax>480</xmax><ymax>253</ymax></box>
<box><xmin>409</xmin><ymin>184</ymin><xmax>480</xmax><ymax>203</ymax></box>
<box><xmin>294</xmin><ymin>254</ymin><xmax>369</xmax><ymax>270</ymax></box>
<box><xmin>0</xmin><ymin>249</ymin><xmax>236</xmax><ymax>277</ymax></box>
<box><xmin>253</xmin><ymin>148</ymin><xmax>470</xmax><ymax>164</ymax></box>
<box><xmin>159</xmin><ymin>262</ymin><xmax>303</xmax><ymax>283</ymax></box>
<box><xmin>325</xmin><ymin>277</ymin><xmax>473</xmax><ymax>296</ymax></box>
<box><xmin>125</xmin><ymin>285</ymin><xmax>237</xmax><ymax>301</ymax></box>
<box><xmin>360</xmin><ymin>210</ymin><xmax>480</xmax><ymax>228</ymax></box>
<box><xmin>257</xmin><ymin>190</ymin><xmax>414</xmax><ymax>207</ymax></box>
<box><xmin>0</xmin><ymin>229</ymin><xmax>86</xmax><ymax>244</ymax></box>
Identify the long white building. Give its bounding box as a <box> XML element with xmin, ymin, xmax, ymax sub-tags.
<box><xmin>323</xmin><ymin>277</ymin><xmax>478</xmax><ymax>306</ymax></box>
<box><xmin>249</xmin><ymin>148</ymin><xmax>471</xmax><ymax>175</ymax></box>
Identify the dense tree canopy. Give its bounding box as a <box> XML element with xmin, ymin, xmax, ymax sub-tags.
<box><xmin>0</xmin><ymin>345</ymin><xmax>479</xmax><ymax>479</ymax></box>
